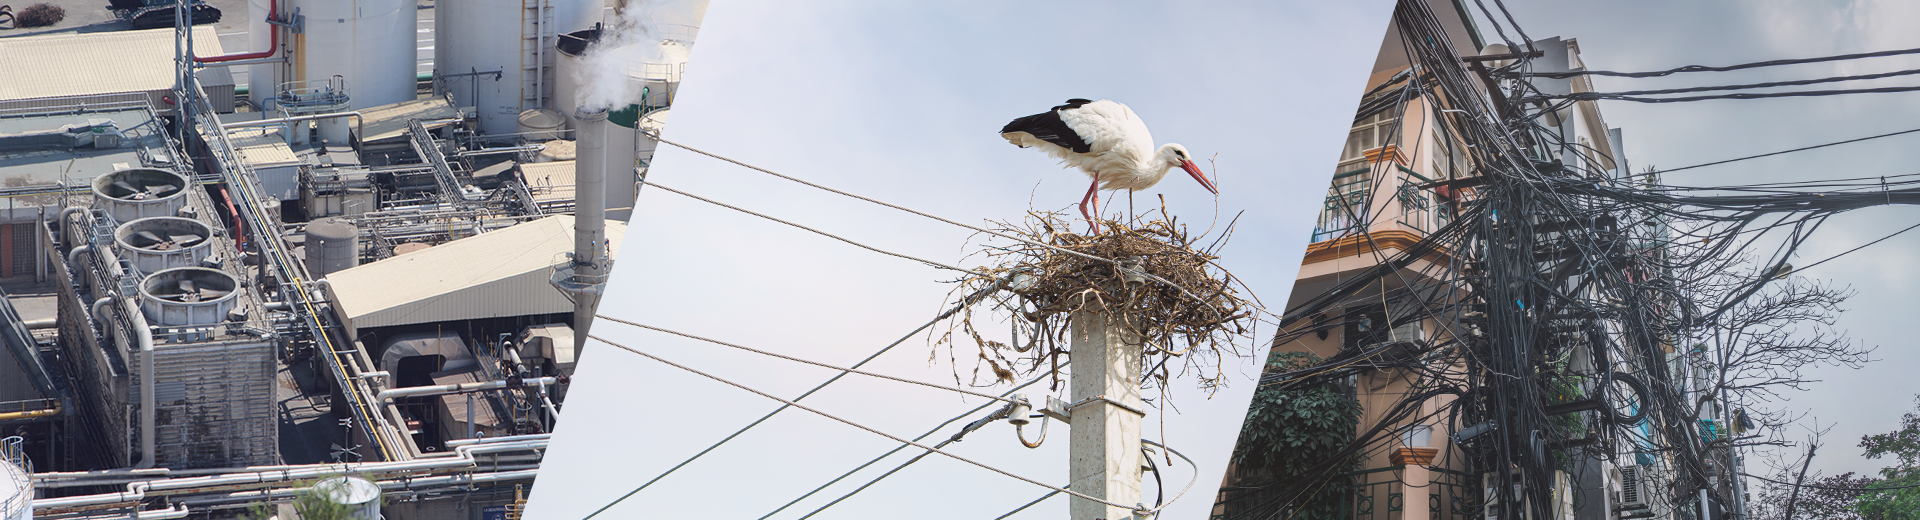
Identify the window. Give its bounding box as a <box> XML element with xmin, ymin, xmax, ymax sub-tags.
<box><xmin>1343</xmin><ymin>111</ymin><xmax>1397</xmax><ymax>163</ymax></box>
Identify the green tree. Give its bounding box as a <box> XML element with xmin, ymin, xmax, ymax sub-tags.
<box><xmin>1227</xmin><ymin>351</ymin><xmax>1364</xmax><ymax>519</ymax></box>
<box><xmin>1855</xmin><ymin>395</ymin><xmax>1920</xmax><ymax>520</ymax></box>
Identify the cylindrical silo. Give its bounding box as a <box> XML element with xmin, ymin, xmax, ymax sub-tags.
<box><xmin>1</xmin><ymin>443</ymin><xmax>28</xmax><ymax>520</ymax></box>
<box><xmin>305</xmin><ymin>217</ymin><xmax>359</xmax><ymax>278</ymax></box>
<box><xmin>518</xmin><ymin>108</ymin><xmax>567</xmax><ymax>141</ymax></box>
<box><xmin>246</xmin><ymin>0</ymin><xmax>279</xmax><ymax>110</ymax></box>
<box><xmin>288</xmin><ymin>0</ymin><xmax>419</xmax><ymax>110</ymax></box>
<box><xmin>436</xmin><ymin>0</ymin><xmax>603</xmax><ymax>136</ymax></box>
<box><xmin>316</xmin><ymin>476</ymin><xmax>383</xmax><ymax>520</ymax></box>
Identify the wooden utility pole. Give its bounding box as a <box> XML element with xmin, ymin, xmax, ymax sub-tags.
<box><xmin>1068</xmin><ymin>300</ymin><xmax>1145</xmax><ymax>520</ymax></box>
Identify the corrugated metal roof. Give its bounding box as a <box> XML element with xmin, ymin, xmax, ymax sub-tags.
<box><xmin>228</xmin><ymin>129</ymin><xmax>302</xmax><ymax>166</ymax></box>
<box><xmin>0</xmin><ymin>27</ymin><xmax>227</xmax><ymax>102</ymax></box>
<box><xmin>520</xmin><ymin>161</ymin><xmax>577</xmax><ymax>204</ymax></box>
<box><xmin>359</xmin><ymin>97</ymin><xmax>461</xmax><ymax>143</ymax></box>
<box><xmin>327</xmin><ymin>215</ymin><xmax>626</xmax><ymax>330</ymax></box>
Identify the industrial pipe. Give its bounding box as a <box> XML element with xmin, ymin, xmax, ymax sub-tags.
<box><xmin>222</xmin><ymin>111</ymin><xmax>365</xmax><ymax>145</ymax></box>
<box><xmin>129</xmin><ymin>298</ymin><xmax>156</xmax><ymax>470</ymax></box>
<box><xmin>23</xmin><ymin>318</ymin><xmax>56</xmax><ymax>329</ymax></box>
<box><xmin>194</xmin><ymin>0</ymin><xmax>277</xmax><ymax>63</ymax></box>
<box><xmin>33</xmin><ymin>438</ymin><xmax>548</xmax><ymax>512</ymax></box>
<box><xmin>0</xmin><ymin>401</ymin><xmax>60</xmax><ymax>421</ymax></box>
<box><xmin>89</xmin><ymin>297</ymin><xmax>111</xmax><ymax>322</ymax></box>
<box><xmin>137</xmin><ymin>504</ymin><xmax>191</xmax><ymax>519</ymax></box>
<box><xmin>67</xmin><ymin>244</ymin><xmax>93</xmax><ymax>270</ymax></box>
<box><xmin>375</xmin><ymin>377</ymin><xmax>559</xmax><ymax>403</ymax></box>
<box><xmin>58</xmin><ymin>206</ymin><xmax>89</xmax><ymax>246</ymax></box>
<box><xmin>194</xmin><ymin>56</ymin><xmax>288</xmax><ymax>68</ymax></box>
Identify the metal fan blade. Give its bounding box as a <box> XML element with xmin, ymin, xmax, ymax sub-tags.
<box><xmin>169</xmin><ymin>233</ymin><xmax>203</xmax><ymax>246</ymax></box>
<box><xmin>148</xmin><ymin>183</ymin><xmax>180</xmax><ymax>195</ymax></box>
<box><xmin>133</xmin><ymin>230</ymin><xmax>165</xmax><ymax>245</ymax></box>
<box><xmin>197</xmin><ymin>289</ymin><xmax>231</xmax><ymax>299</ymax></box>
<box><xmin>177</xmin><ymin>280</ymin><xmax>197</xmax><ymax>294</ymax></box>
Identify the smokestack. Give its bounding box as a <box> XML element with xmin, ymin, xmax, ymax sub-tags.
<box><xmin>572</xmin><ymin>106</ymin><xmax>610</xmax><ymax>352</ymax></box>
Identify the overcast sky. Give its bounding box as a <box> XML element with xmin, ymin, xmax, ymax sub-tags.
<box><xmin>523</xmin><ymin>1</ymin><xmax>1395</xmax><ymax>518</ymax></box>
<box><xmin>518</xmin><ymin>1</ymin><xmax>1920</xmax><ymax>516</ymax></box>
<box><xmin>1472</xmin><ymin>0</ymin><xmax>1920</xmax><ymax>479</ymax></box>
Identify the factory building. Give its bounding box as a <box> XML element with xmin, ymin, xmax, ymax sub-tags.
<box><xmin>0</xmin><ymin>1</ymin><xmax>703</xmax><ymax>517</ymax></box>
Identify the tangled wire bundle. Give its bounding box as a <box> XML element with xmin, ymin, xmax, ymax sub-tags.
<box><xmin>938</xmin><ymin>210</ymin><xmax>1258</xmax><ymax>394</ymax></box>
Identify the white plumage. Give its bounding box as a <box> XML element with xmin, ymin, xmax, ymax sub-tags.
<box><xmin>1001</xmin><ymin>99</ymin><xmax>1216</xmax><ymax>233</ymax></box>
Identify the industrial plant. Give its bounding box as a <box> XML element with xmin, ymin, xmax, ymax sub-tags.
<box><xmin>0</xmin><ymin>0</ymin><xmax>702</xmax><ymax>517</ymax></box>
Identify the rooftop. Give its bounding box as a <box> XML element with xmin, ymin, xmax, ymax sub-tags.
<box><xmin>326</xmin><ymin>214</ymin><xmax>626</xmax><ymax>331</ymax></box>
<box><xmin>0</xmin><ymin>105</ymin><xmax>175</xmax><ymax>202</ymax></box>
<box><xmin>0</xmin><ymin>27</ymin><xmax>225</xmax><ymax>102</ymax></box>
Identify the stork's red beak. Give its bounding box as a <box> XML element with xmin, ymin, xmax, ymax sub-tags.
<box><xmin>1182</xmin><ymin>160</ymin><xmax>1218</xmax><ymax>195</ymax></box>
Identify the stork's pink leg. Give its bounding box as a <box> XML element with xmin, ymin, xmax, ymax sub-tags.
<box><xmin>1079</xmin><ymin>173</ymin><xmax>1103</xmax><ymax>235</ymax></box>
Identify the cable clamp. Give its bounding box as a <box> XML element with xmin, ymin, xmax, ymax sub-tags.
<box><xmin>1056</xmin><ymin>395</ymin><xmax>1148</xmax><ymax>419</ymax></box>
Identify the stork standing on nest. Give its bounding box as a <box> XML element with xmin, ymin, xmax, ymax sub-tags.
<box><xmin>1000</xmin><ymin>98</ymin><xmax>1217</xmax><ymax>234</ymax></box>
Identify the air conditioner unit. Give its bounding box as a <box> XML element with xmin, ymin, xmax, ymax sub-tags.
<box><xmin>1614</xmin><ymin>465</ymin><xmax>1651</xmax><ymax>509</ymax></box>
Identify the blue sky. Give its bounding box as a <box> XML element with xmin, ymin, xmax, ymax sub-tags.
<box><xmin>523</xmin><ymin>1</ymin><xmax>1395</xmax><ymax>517</ymax></box>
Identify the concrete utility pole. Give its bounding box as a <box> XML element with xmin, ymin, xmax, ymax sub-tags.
<box><xmin>1068</xmin><ymin>300</ymin><xmax>1144</xmax><ymax>520</ymax></box>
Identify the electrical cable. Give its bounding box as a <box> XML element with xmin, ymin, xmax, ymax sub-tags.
<box><xmin>1741</xmin><ymin>473</ymin><xmax>1920</xmax><ymax>492</ymax></box>
<box><xmin>595</xmin><ymin>314</ymin><xmax>1021</xmax><ymax>405</ymax></box>
<box><xmin>1520</xmin><ymin>46</ymin><xmax>1920</xmax><ymax>79</ymax></box>
<box><xmin>585</xmin><ymin>333</ymin><xmax>1161</xmax><ymax>515</ymax></box>
<box><xmin>762</xmin><ymin>375</ymin><xmax>1048</xmax><ymax>519</ymax></box>
<box><xmin>575</xmin><ymin>279</ymin><xmax>1010</xmax><ymax>519</ymax></box>
<box><xmin>637</xmin><ymin>180</ymin><xmax>991</xmax><ymax>277</ymax></box>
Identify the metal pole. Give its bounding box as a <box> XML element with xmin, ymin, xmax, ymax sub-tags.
<box><xmin>1068</xmin><ymin>300</ymin><xmax>1143</xmax><ymax>520</ymax></box>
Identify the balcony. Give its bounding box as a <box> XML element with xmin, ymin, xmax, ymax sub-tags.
<box><xmin>1213</xmin><ymin>465</ymin><xmax>1478</xmax><ymax>520</ymax></box>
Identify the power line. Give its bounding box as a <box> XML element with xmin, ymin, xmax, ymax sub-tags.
<box><xmin>643</xmin><ymin>131</ymin><xmax>1261</xmax><ymax>321</ymax></box>
<box><xmin>595</xmin><ymin>315</ymin><xmax>1019</xmax><ymax>405</ymax></box>
<box><xmin>576</xmin><ymin>280</ymin><xmax>1009</xmax><ymax>519</ymax></box>
<box><xmin>1519</xmin><ymin>46</ymin><xmax>1920</xmax><ymax>79</ymax></box>
<box><xmin>1539</xmin><ymin>84</ymin><xmax>1920</xmax><ymax>103</ymax></box>
<box><xmin>1523</xmin><ymin>67</ymin><xmax>1920</xmax><ymax>99</ymax></box>
<box><xmin>763</xmin><ymin>376</ymin><xmax>1047</xmax><ymax>519</ymax></box>
<box><xmin>1787</xmin><ymin>219</ymin><xmax>1920</xmax><ymax>275</ymax></box>
<box><xmin>1635</xmin><ymin>126</ymin><xmax>1920</xmax><ymax>177</ymax></box>
<box><xmin>994</xmin><ymin>489</ymin><xmax>1066</xmax><ymax>519</ymax></box>
<box><xmin>584</xmin><ymin>332</ymin><xmax>1158</xmax><ymax>515</ymax></box>
<box><xmin>638</xmin><ymin>180</ymin><xmax>990</xmax><ymax>277</ymax></box>
<box><xmin>1743</xmin><ymin>473</ymin><xmax>1920</xmax><ymax>492</ymax></box>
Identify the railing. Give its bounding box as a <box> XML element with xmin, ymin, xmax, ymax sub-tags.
<box><xmin>276</xmin><ymin>78</ymin><xmax>351</xmax><ymax>113</ymax></box>
<box><xmin>1344</xmin><ymin>465</ymin><xmax>1478</xmax><ymax>520</ymax></box>
<box><xmin>1314</xmin><ymin>167</ymin><xmax>1372</xmax><ymax>243</ymax></box>
<box><xmin>1394</xmin><ymin>167</ymin><xmax>1435</xmax><ymax>235</ymax></box>
<box><xmin>1</xmin><ymin>436</ymin><xmax>27</xmax><ymax>520</ymax></box>
<box><xmin>1211</xmin><ymin>466</ymin><xmax>1478</xmax><ymax>520</ymax></box>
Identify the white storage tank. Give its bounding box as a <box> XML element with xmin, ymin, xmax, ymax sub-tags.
<box><xmin>92</xmin><ymin>168</ymin><xmax>190</xmax><ymax>223</ymax></box>
<box><xmin>114</xmin><ymin>217</ymin><xmax>216</xmax><ymax>275</ymax></box>
<box><xmin>288</xmin><ymin>0</ymin><xmax>419</xmax><ymax>110</ymax></box>
<box><xmin>518</xmin><ymin>108</ymin><xmax>568</xmax><ymax>142</ymax></box>
<box><xmin>305</xmin><ymin>217</ymin><xmax>359</xmax><ymax>278</ymax></box>
<box><xmin>139</xmin><ymin>267</ymin><xmax>242</xmax><ymax>327</ymax></box>
<box><xmin>0</xmin><ymin>438</ymin><xmax>27</xmax><ymax>520</ymax></box>
<box><xmin>436</xmin><ymin>0</ymin><xmax>603</xmax><ymax>136</ymax></box>
<box><xmin>315</xmin><ymin>476</ymin><xmax>383</xmax><ymax>520</ymax></box>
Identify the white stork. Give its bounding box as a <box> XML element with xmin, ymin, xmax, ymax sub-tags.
<box><xmin>1000</xmin><ymin>98</ymin><xmax>1217</xmax><ymax>234</ymax></box>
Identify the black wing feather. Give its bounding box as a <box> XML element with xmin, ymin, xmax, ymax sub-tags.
<box><xmin>999</xmin><ymin>99</ymin><xmax>1095</xmax><ymax>154</ymax></box>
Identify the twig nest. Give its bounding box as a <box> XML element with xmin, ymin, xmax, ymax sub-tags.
<box><xmin>938</xmin><ymin>211</ymin><xmax>1257</xmax><ymax>394</ymax></box>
